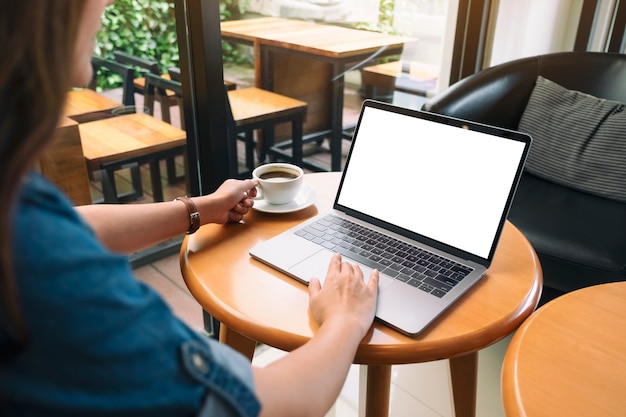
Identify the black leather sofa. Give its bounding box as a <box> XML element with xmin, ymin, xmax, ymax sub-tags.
<box><xmin>422</xmin><ymin>51</ymin><xmax>626</xmax><ymax>303</ymax></box>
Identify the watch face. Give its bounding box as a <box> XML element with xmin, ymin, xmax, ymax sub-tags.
<box><xmin>189</xmin><ymin>211</ymin><xmax>200</xmax><ymax>234</ymax></box>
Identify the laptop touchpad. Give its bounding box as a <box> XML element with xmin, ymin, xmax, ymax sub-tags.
<box><xmin>290</xmin><ymin>250</ymin><xmax>394</xmax><ymax>290</ymax></box>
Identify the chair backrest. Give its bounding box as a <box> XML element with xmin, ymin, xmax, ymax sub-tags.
<box><xmin>113</xmin><ymin>51</ymin><xmax>161</xmax><ymax>76</ymax></box>
<box><xmin>168</xmin><ymin>67</ymin><xmax>181</xmax><ymax>82</ymax></box>
<box><xmin>171</xmin><ymin>66</ymin><xmax>234</xmax><ymax>134</ymax></box>
<box><xmin>423</xmin><ymin>51</ymin><xmax>626</xmax><ymax>130</ymax></box>
<box><xmin>89</xmin><ymin>57</ymin><xmax>135</xmax><ymax>106</ymax></box>
<box><xmin>143</xmin><ymin>73</ymin><xmax>183</xmax><ymax>115</ymax></box>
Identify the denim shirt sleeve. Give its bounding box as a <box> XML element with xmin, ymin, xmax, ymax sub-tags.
<box><xmin>1</xmin><ymin>172</ymin><xmax>261</xmax><ymax>417</ymax></box>
<box><xmin>181</xmin><ymin>339</ymin><xmax>260</xmax><ymax>417</ymax></box>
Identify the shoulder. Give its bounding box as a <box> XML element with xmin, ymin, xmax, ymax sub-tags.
<box><xmin>15</xmin><ymin>171</ymin><xmax>94</xmax><ymax>243</ymax></box>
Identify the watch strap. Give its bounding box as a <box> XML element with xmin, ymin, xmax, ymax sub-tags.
<box><xmin>175</xmin><ymin>196</ymin><xmax>200</xmax><ymax>234</ymax></box>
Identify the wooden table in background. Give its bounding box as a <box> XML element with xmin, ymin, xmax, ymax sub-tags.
<box><xmin>64</xmin><ymin>89</ymin><xmax>122</xmax><ymax>123</ymax></box>
<box><xmin>37</xmin><ymin>117</ymin><xmax>92</xmax><ymax>206</ymax></box>
<box><xmin>180</xmin><ymin>172</ymin><xmax>543</xmax><ymax>417</ymax></box>
<box><xmin>78</xmin><ymin>113</ymin><xmax>186</xmax><ymax>202</ymax></box>
<box><xmin>221</xmin><ymin>18</ymin><xmax>410</xmax><ymax>171</ymax></box>
<box><xmin>502</xmin><ymin>282</ymin><xmax>626</xmax><ymax>417</ymax></box>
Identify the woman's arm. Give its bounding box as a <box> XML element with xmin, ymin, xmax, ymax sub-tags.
<box><xmin>252</xmin><ymin>254</ymin><xmax>379</xmax><ymax>417</ymax></box>
<box><xmin>75</xmin><ymin>179</ymin><xmax>258</xmax><ymax>253</ymax></box>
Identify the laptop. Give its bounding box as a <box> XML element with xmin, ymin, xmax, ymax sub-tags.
<box><xmin>250</xmin><ymin>99</ymin><xmax>532</xmax><ymax>336</ymax></box>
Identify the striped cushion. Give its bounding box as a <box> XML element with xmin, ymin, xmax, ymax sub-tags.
<box><xmin>519</xmin><ymin>76</ymin><xmax>626</xmax><ymax>203</ymax></box>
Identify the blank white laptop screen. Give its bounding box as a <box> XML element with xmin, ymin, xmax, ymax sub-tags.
<box><xmin>337</xmin><ymin>106</ymin><xmax>528</xmax><ymax>259</ymax></box>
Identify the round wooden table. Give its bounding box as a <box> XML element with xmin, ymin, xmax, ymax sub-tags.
<box><xmin>502</xmin><ymin>282</ymin><xmax>626</xmax><ymax>417</ymax></box>
<box><xmin>181</xmin><ymin>172</ymin><xmax>543</xmax><ymax>417</ymax></box>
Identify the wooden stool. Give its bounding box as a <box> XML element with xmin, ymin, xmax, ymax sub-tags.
<box><xmin>226</xmin><ymin>87</ymin><xmax>307</xmax><ymax>177</ymax></box>
<box><xmin>362</xmin><ymin>61</ymin><xmax>438</xmax><ymax>98</ymax></box>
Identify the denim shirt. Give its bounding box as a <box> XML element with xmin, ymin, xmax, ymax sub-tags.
<box><xmin>0</xmin><ymin>172</ymin><xmax>260</xmax><ymax>417</ymax></box>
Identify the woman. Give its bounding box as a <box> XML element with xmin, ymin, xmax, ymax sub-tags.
<box><xmin>0</xmin><ymin>1</ymin><xmax>379</xmax><ymax>416</ymax></box>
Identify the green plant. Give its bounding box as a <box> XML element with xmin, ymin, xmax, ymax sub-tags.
<box><xmin>95</xmin><ymin>0</ymin><xmax>178</xmax><ymax>90</ymax></box>
<box><xmin>354</xmin><ymin>0</ymin><xmax>397</xmax><ymax>34</ymax></box>
<box><xmin>95</xmin><ymin>0</ymin><xmax>251</xmax><ymax>89</ymax></box>
<box><xmin>220</xmin><ymin>0</ymin><xmax>251</xmax><ymax>65</ymax></box>
<box><xmin>352</xmin><ymin>0</ymin><xmax>400</xmax><ymax>64</ymax></box>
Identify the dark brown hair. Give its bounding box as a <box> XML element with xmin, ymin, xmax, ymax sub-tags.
<box><xmin>0</xmin><ymin>1</ymin><xmax>86</xmax><ymax>361</ymax></box>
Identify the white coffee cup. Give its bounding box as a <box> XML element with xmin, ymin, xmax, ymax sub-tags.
<box><xmin>252</xmin><ymin>163</ymin><xmax>304</xmax><ymax>205</ymax></box>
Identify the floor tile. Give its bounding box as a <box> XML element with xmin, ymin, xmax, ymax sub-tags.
<box><xmin>247</xmin><ymin>337</ymin><xmax>511</xmax><ymax>417</ymax></box>
<box><xmin>150</xmin><ymin>253</ymin><xmax>191</xmax><ymax>296</ymax></box>
<box><xmin>134</xmin><ymin>262</ymin><xmax>204</xmax><ymax>331</ymax></box>
<box><xmin>392</xmin><ymin>360</ymin><xmax>454</xmax><ymax>416</ymax></box>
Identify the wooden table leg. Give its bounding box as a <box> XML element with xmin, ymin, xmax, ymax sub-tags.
<box><xmin>219</xmin><ymin>324</ymin><xmax>257</xmax><ymax>362</ymax></box>
<box><xmin>449</xmin><ymin>352</ymin><xmax>478</xmax><ymax>417</ymax></box>
<box><xmin>365</xmin><ymin>365</ymin><xmax>392</xmax><ymax>417</ymax></box>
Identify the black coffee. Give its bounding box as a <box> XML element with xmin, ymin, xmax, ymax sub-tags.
<box><xmin>259</xmin><ymin>170</ymin><xmax>298</xmax><ymax>181</ymax></box>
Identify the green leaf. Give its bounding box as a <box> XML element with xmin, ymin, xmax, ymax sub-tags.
<box><xmin>95</xmin><ymin>0</ymin><xmax>252</xmax><ymax>90</ymax></box>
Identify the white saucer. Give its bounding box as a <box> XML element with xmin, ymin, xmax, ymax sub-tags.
<box><xmin>253</xmin><ymin>183</ymin><xmax>318</xmax><ymax>214</ymax></box>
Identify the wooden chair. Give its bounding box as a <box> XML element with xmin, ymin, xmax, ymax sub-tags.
<box><xmin>113</xmin><ymin>51</ymin><xmax>181</xmax><ymax>124</ymax></box>
<box><xmin>362</xmin><ymin>60</ymin><xmax>438</xmax><ymax>98</ymax></box>
<box><xmin>114</xmin><ymin>52</ymin><xmax>187</xmax><ymax>186</ymax></box>
<box><xmin>168</xmin><ymin>67</ymin><xmax>237</xmax><ymax>92</ymax></box>
<box><xmin>145</xmin><ymin>73</ymin><xmax>307</xmax><ymax>178</ymax></box>
<box><xmin>143</xmin><ymin>73</ymin><xmax>187</xmax><ymax>185</ymax></box>
<box><xmin>89</xmin><ymin>57</ymin><xmax>136</xmax><ymax>106</ymax></box>
<box><xmin>78</xmin><ymin>112</ymin><xmax>187</xmax><ymax>203</ymax></box>
<box><xmin>225</xmin><ymin>87</ymin><xmax>307</xmax><ymax>177</ymax></box>
<box><xmin>171</xmin><ymin>62</ymin><xmax>306</xmax><ymax>177</ymax></box>
<box><xmin>361</xmin><ymin>41</ymin><xmax>438</xmax><ymax>110</ymax></box>
<box><xmin>86</xmin><ymin>57</ymin><xmax>143</xmax><ymax>200</ymax></box>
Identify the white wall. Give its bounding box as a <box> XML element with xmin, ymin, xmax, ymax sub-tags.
<box><xmin>393</xmin><ymin>0</ymin><xmax>449</xmax><ymax>67</ymax></box>
<box><xmin>488</xmin><ymin>0</ymin><xmax>584</xmax><ymax>66</ymax></box>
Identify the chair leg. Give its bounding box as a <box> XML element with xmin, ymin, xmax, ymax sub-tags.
<box><xmin>129</xmin><ymin>163</ymin><xmax>144</xmax><ymax>198</ymax></box>
<box><xmin>260</xmin><ymin>128</ymin><xmax>274</xmax><ymax>164</ymax></box>
<box><xmin>149</xmin><ymin>159</ymin><xmax>164</xmax><ymax>202</ymax></box>
<box><xmin>101</xmin><ymin>168</ymin><xmax>119</xmax><ymax>203</ymax></box>
<box><xmin>100</xmin><ymin>164</ymin><xmax>143</xmax><ymax>204</ymax></box>
<box><xmin>245</xmin><ymin>131</ymin><xmax>255</xmax><ymax>172</ymax></box>
<box><xmin>166</xmin><ymin>157</ymin><xmax>179</xmax><ymax>185</ymax></box>
<box><xmin>291</xmin><ymin>116</ymin><xmax>304</xmax><ymax>167</ymax></box>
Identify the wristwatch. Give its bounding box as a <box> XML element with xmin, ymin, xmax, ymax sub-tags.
<box><xmin>175</xmin><ymin>196</ymin><xmax>200</xmax><ymax>234</ymax></box>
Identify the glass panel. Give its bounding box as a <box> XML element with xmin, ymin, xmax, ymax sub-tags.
<box><xmin>487</xmin><ymin>0</ymin><xmax>584</xmax><ymax>66</ymax></box>
<box><xmin>390</xmin><ymin>0</ymin><xmax>451</xmax><ymax>107</ymax></box>
<box><xmin>58</xmin><ymin>0</ymin><xmax>188</xmax><ymax>208</ymax></box>
<box><xmin>40</xmin><ymin>1</ymin><xmax>186</xmax><ymax>263</ymax></box>
<box><xmin>220</xmin><ymin>0</ymin><xmax>453</xmax><ymax>173</ymax></box>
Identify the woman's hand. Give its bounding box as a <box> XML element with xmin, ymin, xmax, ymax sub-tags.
<box><xmin>201</xmin><ymin>178</ymin><xmax>259</xmax><ymax>225</ymax></box>
<box><xmin>308</xmin><ymin>253</ymin><xmax>379</xmax><ymax>338</ymax></box>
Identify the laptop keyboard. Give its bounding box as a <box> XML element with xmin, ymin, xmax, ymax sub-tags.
<box><xmin>294</xmin><ymin>214</ymin><xmax>474</xmax><ymax>298</ymax></box>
